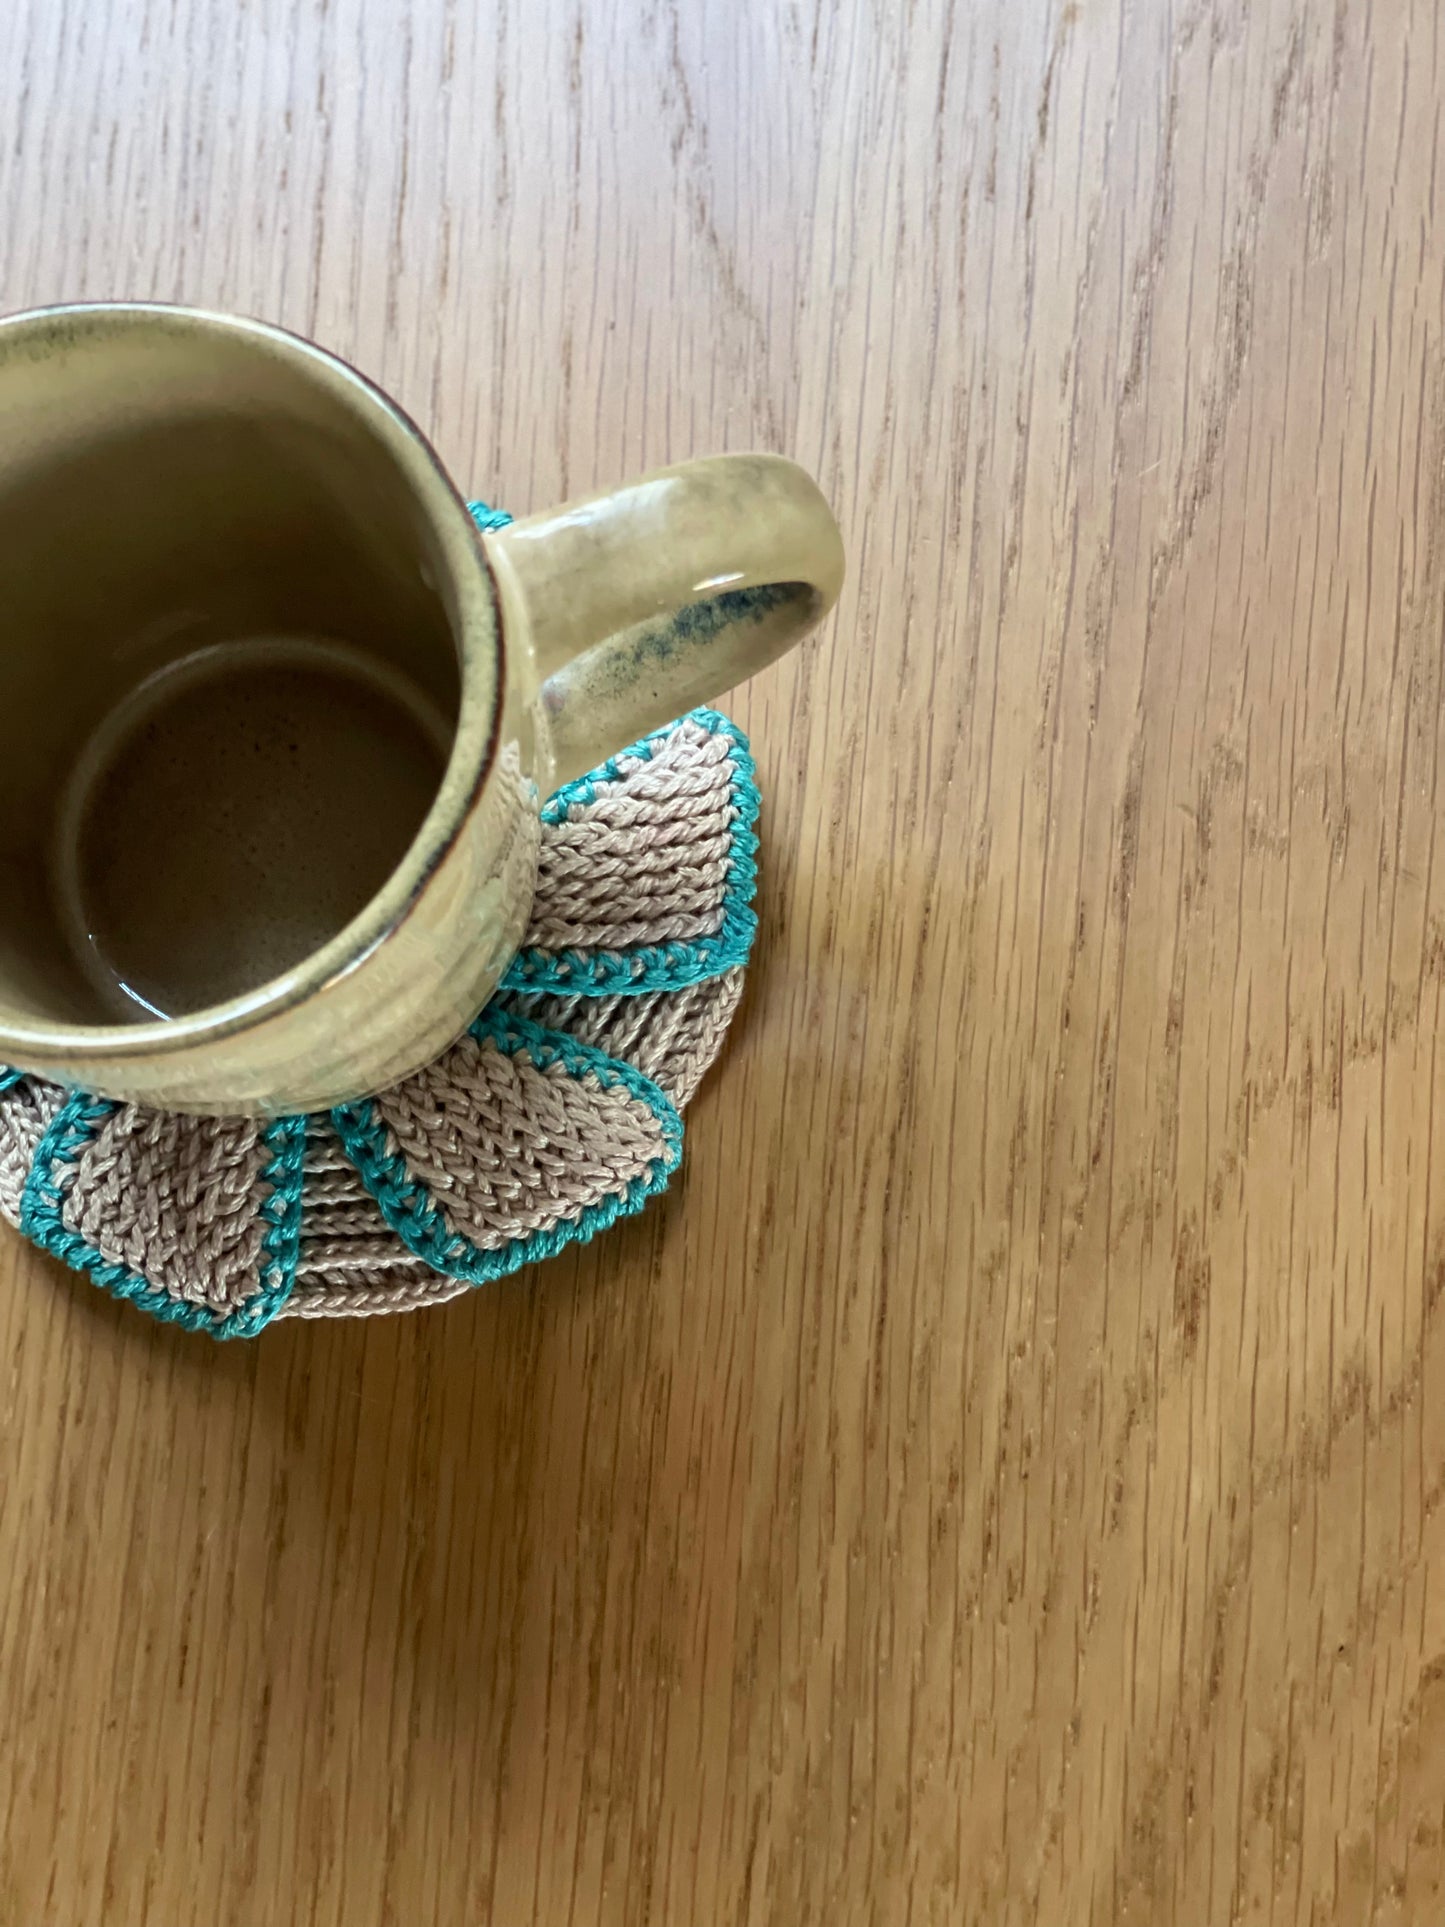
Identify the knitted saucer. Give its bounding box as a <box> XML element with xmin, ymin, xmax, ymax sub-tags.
<box><xmin>0</xmin><ymin>704</ymin><xmax>757</xmax><ymax>1335</ymax></box>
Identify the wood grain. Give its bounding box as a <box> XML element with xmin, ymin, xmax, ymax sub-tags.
<box><xmin>3</xmin><ymin>0</ymin><xmax>1445</xmax><ymax>1919</ymax></box>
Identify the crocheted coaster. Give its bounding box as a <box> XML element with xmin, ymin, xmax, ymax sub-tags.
<box><xmin>0</xmin><ymin>707</ymin><xmax>757</xmax><ymax>1335</ymax></box>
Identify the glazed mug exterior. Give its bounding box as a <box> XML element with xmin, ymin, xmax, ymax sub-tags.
<box><xmin>0</xmin><ymin>304</ymin><xmax>843</xmax><ymax>1113</ymax></box>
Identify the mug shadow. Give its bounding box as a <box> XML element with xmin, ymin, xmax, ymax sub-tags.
<box><xmin>258</xmin><ymin>1181</ymin><xmax>691</xmax><ymax>1902</ymax></box>
<box><xmin>33</xmin><ymin>1181</ymin><xmax>688</xmax><ymax>1910</ymax></box>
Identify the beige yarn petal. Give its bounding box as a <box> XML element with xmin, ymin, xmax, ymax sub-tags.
<box><xmin>55</xmin><ymin>1108</ymin><xmax>274</xmax><ymax>1317</ymax></box>
<box><xmin>524</xmin><ymin>717</ymin><xmax>737</xmax><ymax>951</ymax></box>
<box><xmin>498</xmin><ymin>970</ymin><xmax>746</xmax><ymax>1110</ymax></box>
<box><xmin>0</xmin><ymin>1078</ymin><xmax>63</xmax><ymax>1227</ymax></box>
<box><xmin>369</xmin><ymin>1026</ymin><xmax>672</xmax><ymax>1254</ymax></box>
<box><xmin>282</xmin><ymin>1121</ymin><xmax>462</xmax><ymax>1319</ymax></box>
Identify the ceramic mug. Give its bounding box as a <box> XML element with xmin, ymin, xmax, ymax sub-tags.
<box><xmin>0</xmin><ymin>304</ymin><xmax>842</xmax><ymax>1113</ymax></box>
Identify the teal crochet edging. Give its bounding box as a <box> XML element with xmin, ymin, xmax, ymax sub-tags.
<box><xmin>19</xmin><ymin>1098</ymin><xmax>306</xmax><ymax>1339</ymax></box>
<box><xmin>331</xmin><ymin>1004</ymin><xmax>682</xmax><ymax>1288</ymax></box>
<box><xmin>500</xmin><ymin>708</ymin><xmax>760</xmax><ymax>996</ymax></box>
<box><xmin>0</xmin><ymin>1068</ymin><xmax>24</xmax><ymax>1095</ymax></box>
<box><xmin>469</xmin><ymin>499</ymin><xmax>514</xmax><ymax>533</ymax></box>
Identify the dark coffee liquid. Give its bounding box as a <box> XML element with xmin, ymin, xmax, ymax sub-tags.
<box><xmin>56</xmin><ymin>639</ymin><xmax>450</xmax><ymax>1020</ymax></box>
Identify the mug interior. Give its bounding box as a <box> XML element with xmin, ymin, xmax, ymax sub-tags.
<box><xmin>0</xmin><ymin>307</ymin><xmax>467</xmax><ymax>1033</ymax></box>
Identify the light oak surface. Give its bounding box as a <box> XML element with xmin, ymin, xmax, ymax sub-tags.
<box><xmin>4</xmin><ymin>1</ymin><xmax>1445</xmax><ymax>1920</ymax></box>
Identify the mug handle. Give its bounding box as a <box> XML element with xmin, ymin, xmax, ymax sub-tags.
<box><xmin>480</xmin><ymin>454</ymin><xmax>845</xmax><ymax>784</ymax></box>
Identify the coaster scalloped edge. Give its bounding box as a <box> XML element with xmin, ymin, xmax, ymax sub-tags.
<box><xmin>0</xmin><ymin>685</ymin><xmax>759</xmax><ymax>1336</ymax></box>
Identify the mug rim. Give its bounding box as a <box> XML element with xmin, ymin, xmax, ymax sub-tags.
<box><xmin>0</xmin><ymin>301</ymin><xmax>503</xmax><ymax>1070</ymax></box>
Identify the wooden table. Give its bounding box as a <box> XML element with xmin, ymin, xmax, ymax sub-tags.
<box><xmin>3</xmin><ymin>1</ymin><xmax>1444</xmax><ymax>1920</ymax></box>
